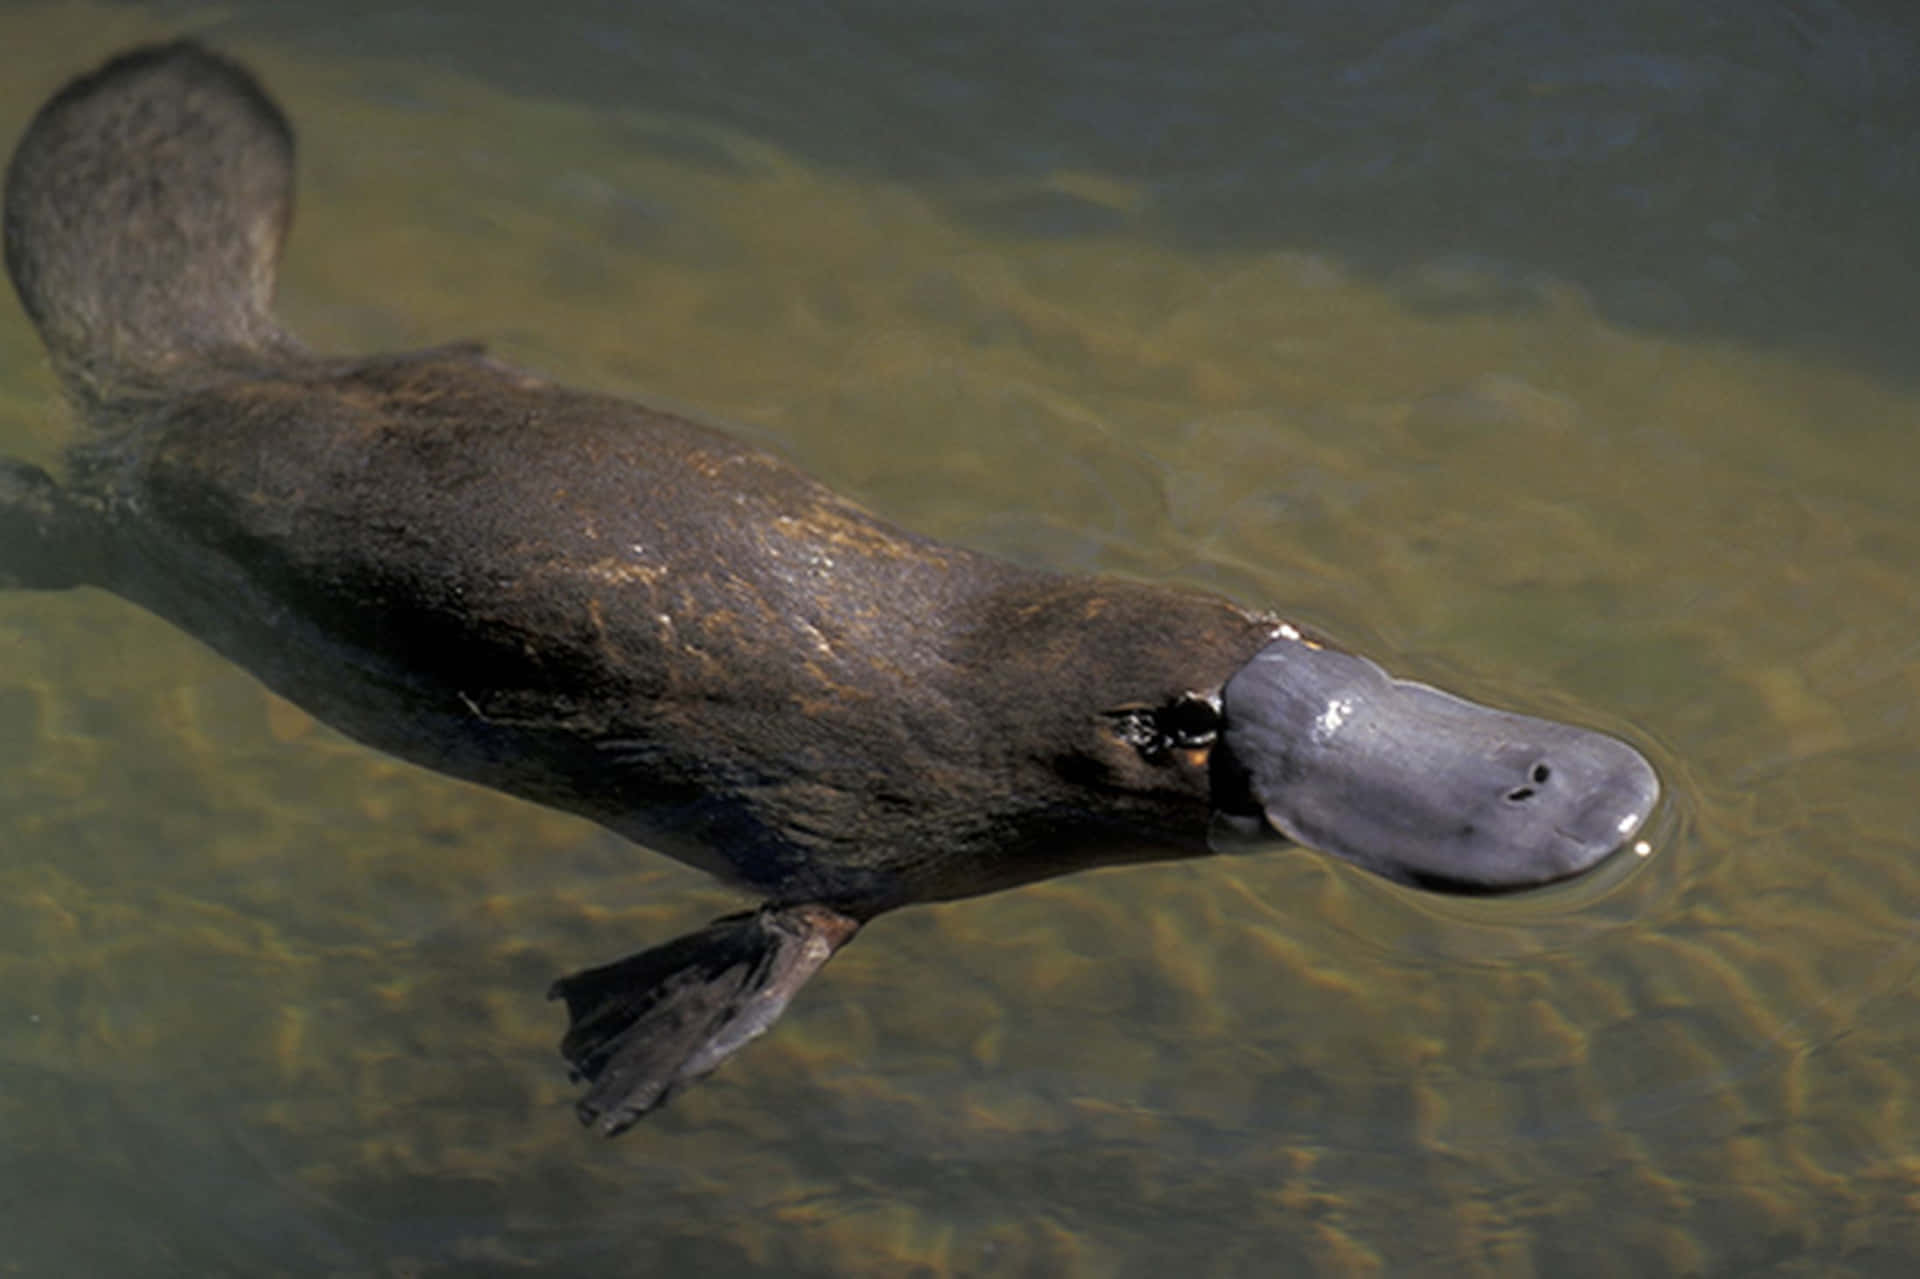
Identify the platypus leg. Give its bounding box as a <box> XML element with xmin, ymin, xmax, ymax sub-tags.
<box><xmin>0</xmin><ymin>458</ymin><xmax>101</xmax><ymax>590</ymax></box>
<box><xmin>548</xmin><ymin>902</ymin><xmax>862</xmax><ymax>1135</ymax></box>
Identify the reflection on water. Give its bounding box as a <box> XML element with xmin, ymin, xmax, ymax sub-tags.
<box><xmin>3</xmin><ymin>2</ymin><xmax>1919</xmax><ymax>1275</ymax></box>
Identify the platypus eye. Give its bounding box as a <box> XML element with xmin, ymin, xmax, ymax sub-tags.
<box><xmin>1106</xmin><ymin>694</ymin><xmax>1221</xmax><ymax>762</ymax></box>
<box><xmin>1159</xmin><ymin>694</ymin><xmax>1221</xmax><ymax>749</ymax></box>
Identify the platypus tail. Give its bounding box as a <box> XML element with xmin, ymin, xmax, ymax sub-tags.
<box><xmin>3</xmin><ymin>41</ymin><xmax>297</xmax><ymax>404</ymax></box>
<box><xmin>3</xmin><ymin>42</ymin><xmax>295</xmax><ymax>588</ymax></box>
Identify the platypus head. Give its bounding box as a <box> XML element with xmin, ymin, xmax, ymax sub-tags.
<box><xmin>1207</xmin><ymin>630</ymin><xmax>1659</xmax><ymax>892</ymax></box>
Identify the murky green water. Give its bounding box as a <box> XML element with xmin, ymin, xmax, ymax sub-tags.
<box><xmin>4</xmin><ymin>3</ymin><xmax>1919</xmax><ymax>1275</ymax></box>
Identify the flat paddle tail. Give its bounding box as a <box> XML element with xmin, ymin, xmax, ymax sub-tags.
<box><xmin>4</xmin><ymin>41</ymin><xmax>299</xmax><ymax>401</ymax></box>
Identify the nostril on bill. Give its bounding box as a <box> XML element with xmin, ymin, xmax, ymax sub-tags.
<box><xmin>1217</xmin><ymin>636</ymin><xmax>1661</xmax><ymax>891</ymax></box>
<box><xmin>1505</xmin><ymin>760</ymin><xmax>1555</xmax><ymax>803</ymax></box>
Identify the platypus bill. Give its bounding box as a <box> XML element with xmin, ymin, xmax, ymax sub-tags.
<box><xmin>0</xmin><ymin>43</ymin><xmax>1660</xmax><ymax>1135</ymax></box>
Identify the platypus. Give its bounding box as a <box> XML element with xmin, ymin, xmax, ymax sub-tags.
<box><xmin>0</xmin><ymin>43</ymin><xmax>1659</xmax><ymax>1135</ymax></box>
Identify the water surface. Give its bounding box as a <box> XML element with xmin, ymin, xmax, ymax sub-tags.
<box><xmin>2</xmin><ymin>3</ymin><xmax>1918</xmax><ymax>1275</ymax></box>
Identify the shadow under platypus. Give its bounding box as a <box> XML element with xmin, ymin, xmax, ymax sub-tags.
<box><xmin>0</xmin><ymin>44</ymin><xmax>1659</xmax><ymax>1135</ymax></box>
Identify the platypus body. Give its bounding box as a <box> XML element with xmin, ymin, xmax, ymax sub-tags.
<box><xmin>0</xmin><ymin>45</ymin><xmax>1659</xmax><ymax>1134</ymax></box>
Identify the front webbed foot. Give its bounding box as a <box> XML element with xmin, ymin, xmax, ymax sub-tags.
<box><xmin>548</xmin><ymin>902</ymin><xmax>860</xmax><ymax>1135</ymax></box>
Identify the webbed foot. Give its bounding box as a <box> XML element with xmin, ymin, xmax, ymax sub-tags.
<box><xmin>548</xmin><ymin>902</ymin><xmax>861</xmax><ymax>1135</ymax></box>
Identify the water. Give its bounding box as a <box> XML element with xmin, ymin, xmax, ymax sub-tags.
<box><xmin>2</xmin><ymin>2</ymin><xmax>1918</xmax><ymax>1275</ymax></box>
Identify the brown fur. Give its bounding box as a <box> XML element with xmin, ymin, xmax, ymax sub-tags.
<box><xmin>1</xmin><ymin>43</ymin><xmax>1290</xmax><ymax>1129</ymax></box>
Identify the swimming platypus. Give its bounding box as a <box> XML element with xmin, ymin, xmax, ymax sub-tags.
<box><xmin>0</xmin><ymin>43</ymin><xmax>1659</xmax><ymax>1135</ymax></box>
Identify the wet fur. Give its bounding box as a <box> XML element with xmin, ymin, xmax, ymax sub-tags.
<box><xmin>2</xmin><ymin>43</ymin><xmax>1281</xmax><ymax>1128</ymax></box>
